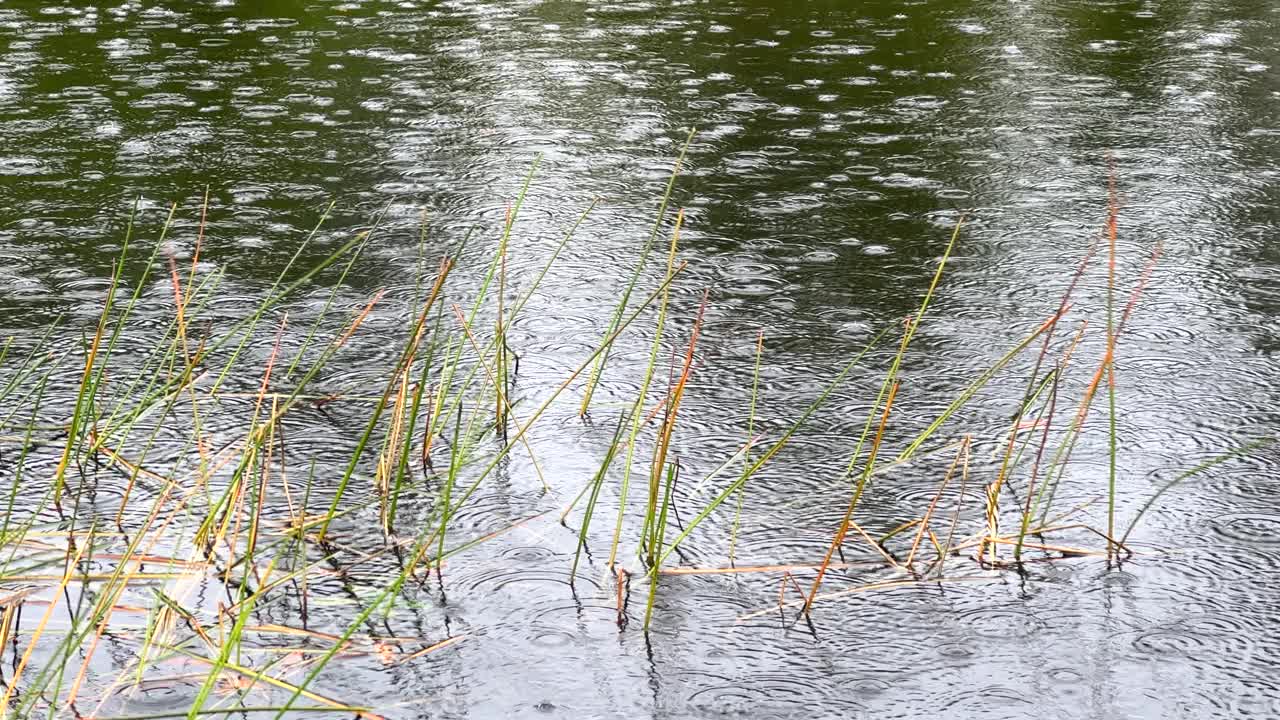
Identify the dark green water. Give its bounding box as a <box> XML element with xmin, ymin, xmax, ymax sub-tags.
<box><xmin>2</xmin><ymin>1</ymin><xmax>1280</xmax><ymax>718</ymax></box>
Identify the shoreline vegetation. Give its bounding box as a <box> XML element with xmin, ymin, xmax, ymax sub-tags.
<box><xmin>0</xmin><ymin>150</ymin><xmax>1271</xmax><ymax>719</ymax></box>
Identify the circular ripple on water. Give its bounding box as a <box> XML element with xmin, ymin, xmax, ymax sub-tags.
<box><xmin>686</xmin><ymin>673</ymin><xmax>863</xmax><ymax>718</ymax></box>
<box><xmin>1130</xmin><ymin>629</ymin><xmax>1210</xmax><ymax>658</ymax></box>
<box><xmin>1081</xmin><ymin>567</ymin><xmax>1142</xmax><ymax>593</ymax></box>
<box><xmin>646</xmin><ymin>577</ymin><xmax>759</xmax><ymax>629</ymax></box>
<box><xmin>1128</xmin><ymin>546</ymin><xmax>1231</xmax><ymax>607</ymax></box>
<box><xmin>1046</xmin><ymin>666</ymin><xmax>1085</xmax><ymax>684</ymax></box>
<box><xmin>109</xmin><ymin>676</ymin><xmax>204</xmax><ymax>714</ymax></box>
<box><xmin>846</xmin><ymin>677</ymin><xmax>892</xmax><ymax>696</ymax></box>
<box><xmin>1210</xmin><ymin>513</ymin><xmax>1280</xmax><ymax>546</ymax></box>
<box><xmin>526</xmin><ymin>624</ymin><xmax>579</xmax><ymax>649</ymax></box>
<box><xmin>821</xmin><ymin>638</ymin><xmax>935</xmax><ymax>674</ymax></box>
<box><xmin>526</xmin><ymin>601</ymin><xmax>621</xmax><ymax>638</ymax></box>
<box><xmin>933</xmin><ymin>685</ymin><xmax>1035</xmax><ymax>718</ymax></box>
<box><xmin>500</xmin><ymin>545</ymin><xmax>563</xmax><ymax>565</ymax></box>
<box><xmin>1205</xmin><ymin>543</ymin><xmax>1280</xmax><ymax>580</ymax></box>
<box><xmin>934</xmin><ymin>641</ymin><xmax>977</xmax><ymax>662</ymax></box>
<box><xmin>956</xmin><ymin>604</ymin><xmax>1046</xmax><ymax>640</ymax></box>
<box><xmin>1127</xmin><ymin>611</ymin><xmax>1262</xmax><ymax>664</ymax></box>
<box><xmin>1223</xmin><ymin>676</ymin><xmax>1280</xmax><ymax>716</ymax></box>
<box><xmin>445</xmin><ymin>565</ymin><xmax>600</xmax><ymax>599</ymax></box>
<box><xmin>885</xmin><ymin>476</ymin><xmax>984</xmax><ymax>509</ymax></box>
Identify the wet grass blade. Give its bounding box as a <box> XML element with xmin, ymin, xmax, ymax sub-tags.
<box><xmin>1120</xmin><ymin>436</ymin><xmax>1277</xmax><ymax>545</ymax></box>
<box><xmin>728</xmin><ymin>329</ymin><xmax>764</xmax><ymax>565</ymax></box>
<box><xmin>580</xmin><ymin>128</ymin><xmax>695</xmax><ymax>417</ymax></box>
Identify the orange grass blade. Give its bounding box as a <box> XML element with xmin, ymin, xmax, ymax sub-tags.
<box><xmin>803</xmin><ymin>380</ymin><xmax>901</xmax><ymax>614</ymax></box>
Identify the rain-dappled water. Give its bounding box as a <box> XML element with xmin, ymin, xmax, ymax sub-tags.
<box><xmin>2</xmin><ymin>1</ymin><xmax>1280</xmax><ymax>718</ymax></box>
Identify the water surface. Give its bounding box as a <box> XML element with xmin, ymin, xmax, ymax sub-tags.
<box><xmin>2</xmin><ymin>1</ymin><xmax>1280</xmax><ymax>717</ymax></box>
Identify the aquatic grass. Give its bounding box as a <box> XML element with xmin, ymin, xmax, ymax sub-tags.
<box><xmin>0</xmin><ymin>316</ymin><xmax>66</xmax><ymax>418</ymax></box>
<box><xmin>369</xmin><ymin>259</ymin><xmax>456</xmax><ymax>530</ymax></box>
<box><xmin>905</xmin><ymin>438</ymin><xmax>966</xmax><ymax>570</ymax></box>
<box><xmin>728</xmin><ymin>329</ymin><xmax>764</xmax><ymax>566</ymax></box>
<box><xmin>67</xmin><ymin>202</ymin><xmax>184</xmax><ymax>464</ymax></box>
<box><xmin>414</xmin><ymin>160</ymin><xmax>541</xmax><ymax>473</ymax></box>
<box><xmin>396</xmin><ymin>261</ymin><xmax>691</xmax><ymax>583</ymax></box>
<box><xmin>892</xmin><ymin>309</ymin><xmax>1066</xmax><ymax>465</ymax></box>
<box><xmin>1104</xmin><ymin>164</ymin><xmax>1121</xmax><ymax>558</ymax></box>
<box><xmin>1012</xmin><ymin>363</ymin><xmax>1063</xmax><ymax>561</ymax></box>
<box><xmin>383</xmin><ymin>309</ymin><xmax>444</xmax><ymax>531</ymax></box>
<box><xmin>642</xmin><ymin>291</ymin><xmax>706</xmax><ymax>566</ymax></box>
<box><xmin>0</xmin><ymin>531</ymin><xmax>92</xmax><ymax>712</ymax></box>
<box><xmin>369</xmin><ymin>232</ymin><xmax>458</xmax><ymax>519</ymax></box>
<box><xmin>88</xmin><ymin>265</ymin><xmax>227</xmax><ymax>454</ymax></box>
<box><xmin>0</xmin><ymin>167</ymin><xmax>1255</xmax><ymax>717</ymax></box>
<box><xmin>634</xmin><ymin>321</ymin><xmax>894</xmax><ymax>587</ymax></box>
<box><xmin>50</xmin><ymin>208</ymin><xmax>133</xmax><ymax>508</ymax></box>
<box><xmin>803</xmin><ymin>379</ymin><xmax>901</xmax><ymax>612</ymax></box>
<box><xmin>449</xmin><ymin>301</ymin><xmax>546</xmax><ymax>488</ymax></box>
<box><xmin>642</xmin><ymin>458</ymin><xmax>678</xmax><ymax>629</ymax></box>
<box><xmin>195</xmin><ymin>320</ymin><xmax>290</xmax><ymax>556</ymax></box>
<box><xmin>579</xmin><ymin>128</ymin><xmax>695</xmax><ymax>418</ymax></box>
<box><xmin>981</xmin><ymin>359</ymin><xmax>1066</xmax><ymax>564</ymax></box>
<box><xmin>1120</xmin><ymin>435</ymin><xmax>1277</xmax><ymax>545</ymax></box>
<box><xmin>802</xmin><ymin>215</ymin><xmax>964</xmax><ymax>610</ymax></box>
<box><xmin>1032</xmin><ymin>236</ymin><xmax>1161</xmax><ymax>539</ymax></box>
<box><xmin>569</xmin><ymin>409</ymin><xmax>629</xmax><ymax>582</ymax></box>
<box><xmin>281</xmin><ymin>226</ymin><xmax>370</xmax><ymax>383</ymax></box>
<box><xmin>606</xmin><ymin>208</ymin><xmax>685</xmax><ymax>567</ymax></box>
<box><xmin>193</xmin><ymin>284</ymin><xmax>386</xmax><ymax>548</ymax></box>
<box><xmin>209</xmin><ymin>201</ymin><xmax>338</xmax><ymax>392</ymax></box>
<box><xmin>925</xmin><ymin>435</ymin><xmax>972</xmax><ymax>578</ymax></box>
<box><xmin>635</xmin><ymin>292</ymin><xmax>708</xmax><ymax>629</ymax></box>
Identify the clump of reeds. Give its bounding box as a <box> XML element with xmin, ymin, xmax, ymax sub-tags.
<box><xmin>0</xmin><ymin>156</ymin><xmax>1268</xmax><ymax>719</ymax></box>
